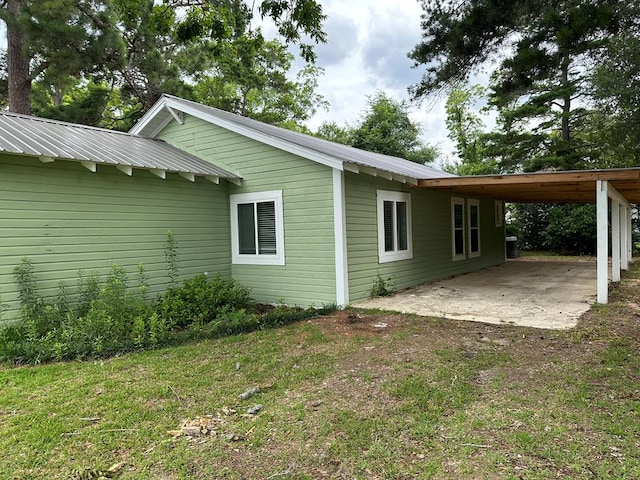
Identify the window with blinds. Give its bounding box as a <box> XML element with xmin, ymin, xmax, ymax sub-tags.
<box><xmin>468</xmin><ymin>199</ymin><xmax>480</xmax><ymax>257</ymax></box>
<box><xmin>452</xmin><ymin>198</ymin><xmax>465</xmax><ymax>261</ymax></box>
<box><xmin>377</xmin><ymin>190</ymin><xmax>412</xmax><ymax>263</ymax></box>
<box><xmin>231</xmin><ymin>191</ymin><xmax>284</xmax><ymax>265</ymax></box>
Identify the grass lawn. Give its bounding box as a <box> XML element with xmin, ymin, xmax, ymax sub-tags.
<box><xmin>1</xmin><ymin>263</ymin><xmax>640</xmax><ymax>479</ymax></box>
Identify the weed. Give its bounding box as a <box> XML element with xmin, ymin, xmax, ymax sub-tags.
<box><xmin>370</xmin><ymin>274</ymin><xmax>396</xmax><ymax>297</ymax></box>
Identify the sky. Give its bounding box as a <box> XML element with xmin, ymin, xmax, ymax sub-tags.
<box><xmin>286</xmin><ymin>0</ymin><xmax>461</xmax><ymax>164</ymax></box>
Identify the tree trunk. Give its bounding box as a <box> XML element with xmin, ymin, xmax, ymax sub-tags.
<box><xmin>560</xmin><ymin>51</ymin><xmax>571</xmax><ymax>149</ymax></box>
<box><xmin>7</xmin><ymin>0</ymin><xmax>32</xmax><ymax>115</ymax></box>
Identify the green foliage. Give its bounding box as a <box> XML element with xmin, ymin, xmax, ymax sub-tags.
<box><xmin>410</xmin><ymin>0</ymin><xmax>624</xmax><ymax>172</ymax></box>
<box><xmin>192</xmin><ymin>36</ymin><xmax>328</xmax><ymax>128</ymax></box>
<box><xmin>351</xmin><ymin>92</ymin><xmax>438</xmax><ymax>164</ymax></box>
<box><xmin>510</xmin><ymin>203</ymin><xmax>597</xmax><ymax>255</ymax></box>
<box><xmin>371</xmin><ymin>274</ymin><xmax>396</xmax><ymax>298</ymax></box>
<box><xmin>444</xmin><ymin>84</ymin><xmax>498</xmax><ymax>175</ymax></box>
<box><xmin>3</xmin><ymin>0</ymin><xmax>327</xmax><ymax>126</ymax></box>
<box><xmin>164</xmin><ymin>230</ymin><xmax>179</xmax><ymax>288</ymax></box>
<box><xmin>159</xmin><ymin>273</ymin><xmax>251</xmax><ymax>328</ymax></box>
<box><xmin>314</xmin><ymin>91</ymin><xmax>439</xmax><ymax>164</ymax></box>
<box><xmin>544</xmin><ymin>204</ymin><xmax>597</xmax><ymax>255</ymax></box>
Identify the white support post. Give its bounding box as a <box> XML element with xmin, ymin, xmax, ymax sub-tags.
<box><xmin>596</xmin><ymin>180</ymin><xmax>609</xmax><ymax>304</ymax></box>
<box><xmin>621</xmin><ymin>204</ymin><xmax>629</xmax><ymax>271</ymax></box>
<box><xmin>625</xmin><ymin>208</ymin><xmax>633</xmax><ymax>263</ymax></box>
<box><xmin>612</xmin><ymin>199</ymin><xmax>620</xmax><ymax>282</ymax></box>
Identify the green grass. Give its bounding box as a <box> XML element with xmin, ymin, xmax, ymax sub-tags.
<box><xmin>2</xmin><ymin>264</ymin><xmax>640</xmax><ymax>478</ymax></box>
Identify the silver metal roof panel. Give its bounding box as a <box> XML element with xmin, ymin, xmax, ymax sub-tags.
<box><xmin>132</xmin><ymin>94</ymin><xmax>456</xmax><ymax>181</ymax></box>
<box><xmin>0</xmin><ymin>112</ymin><xmax>240</xmax><ymax>179</ymax></box>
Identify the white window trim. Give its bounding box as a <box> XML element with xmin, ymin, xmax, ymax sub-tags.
<box><xmin>452</xmin><ymin>197</ymin><xmax>466</xmax><ymax>261</ymax></box>
<box><xmin>495</xmin><ymin>200</ymin><xmax>504</xmax><ymax>228</ymax></box>
<box><xmin>230</xmin><ymin>190</ymin><xmax>285</xmax><ymax>265</ymax></box>
<box><xmin>468</xmin><ymin>199</ymin><xmax>481</xmax><ymax>258</ymax></box>
<box><xmin>376</xmin><ymin>190</ymin><xmax>413</xmax><ymax>263</ymax></box>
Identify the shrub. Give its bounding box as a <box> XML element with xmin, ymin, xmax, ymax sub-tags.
<box><xmin>159</xmin><ymin>274</ymin><xmax>251</xmax><ymax>327</ymax></box>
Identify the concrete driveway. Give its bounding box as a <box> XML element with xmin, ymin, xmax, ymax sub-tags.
<box><xmin>353</xmin><ymin>259</ymin><xmax>597</xmax><ymax>330</ymax></box>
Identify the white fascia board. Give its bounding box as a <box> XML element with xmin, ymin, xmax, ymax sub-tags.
<box><xmin>163</xmin><ymin>98</ymin><xmax>344</xmax><ymax>170</ymax></box>
<box><xmin>149</xmin><ymin>115</ymin><xmax>174</xmax><ymax>138</ymax></box>
<box><xmin>226</xmin><ymin>177</ymin><xmax>242</xmax><ymax>186</ymax></box>
<box><xmin>129</xmin><ymin>98</ymin><xmax>169</xmax><ymax>135</ymax></box>
<box><xmin>39</xmin><ymin>156</ymin><xmax>55</xmax><ymax>163</ymax></box>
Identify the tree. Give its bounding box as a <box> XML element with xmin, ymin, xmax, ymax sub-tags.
<box><xmin>192</xmin><ymin>36</ymin><xmax>328</xmax><ymax>127</ymax></box>
<box><xmin>410</xmin><ymin>0</ymin><xmax>622</xmax><ymax>171</ymax></box>
<box><xmin>1</xmin><ymin>0</ymin><xmax>327</xmax><ymax>120</ymax></box>
<box><xmin>444</xmin><ymin>84</ymin><xmax>498</xmax><ymax>175</ymax></box>
<box><xmin>315</xmin><ymin>121</ymin><xmax>352</xmax><ymax>145</ymax></box>
<box><xmin>350</xmin><ymin>92</ymin><xmax>438</xmax><ymax>164</ymax></box>
<box><xmin>0</xmin><ymin>0</ymin><xmax>123</xmax><ymax>115</ymax></box>
<box><xmin>314</xmin><ymin>92</ymin><xmax>439</xmax><ymax>164</ymax></box>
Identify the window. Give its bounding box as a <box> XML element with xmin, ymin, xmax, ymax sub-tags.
<box><xmin>452</xmin><ymin>198</ymin><xmax>465</xmax><ymax>261</ymax></box>
<box><xmin>231</xmin><ymin>191</ymin><xmax>285</xmax><ymax>265</ymax></box>
<box><xmin>468</xmin><ymin>199</ymin><xmax>480</xmax><ymax>258</ymax></box>
<box><xmin>377</xmin><ymin>190</ymin><xmax>412</xmax><ymax>263</ymax></box>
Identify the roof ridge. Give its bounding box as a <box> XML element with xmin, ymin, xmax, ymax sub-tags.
<box><xmin>158</xmin><ymin>94</ymin><xmax>453</xmax><ymax>178</ymax></box>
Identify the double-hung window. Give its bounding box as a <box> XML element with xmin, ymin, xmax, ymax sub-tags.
<box><xmin>468</xmin><ymin>199</ymin><xmax>480</xmax><ymax>258</ymax></box>
<box><xmin>452</xmin><ymin>197</ymin><xmax>465</xmax><ymax>261</ymax></box>
<box><xmin>377</xmin><ymin>190</ymin><xmax>412</xmax><ymax>263</ymax></box>
<box><xmin>231</xmin><ymin>191</ymin><xmax>285</xmax><ymax>265</ymax></box>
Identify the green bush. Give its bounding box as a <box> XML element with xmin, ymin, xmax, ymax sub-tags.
<box><xmin>159</xmin><ymin>274</ymin><xmax>251</xmax><ymax>327</ymax></box>
<box><xmin>0</xmin><ymin>255</ymin><xmax>335</xmax><ymax>365</ymax></box>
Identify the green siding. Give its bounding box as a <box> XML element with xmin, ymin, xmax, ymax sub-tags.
<box><xmin>159</xmin><ymin>115</ymin><xmax>336</xmax><ymax>307</ymax></box>
<box><xmin>0</xmin><ymin>154</ymin><xmax>230</xmax><ymax>321</ymax></box>
<box><xmin>345</xmin><ymin>172</ymin><xmax>505</xmax><ymax>302</ymax></box>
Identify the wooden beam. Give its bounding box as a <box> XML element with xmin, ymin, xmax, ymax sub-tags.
<box><xmin>419</xmin><ymin>169</ymin><xmax>640</xmax><ymax>188</ymax></box>
<box><xmin>205</xmin><ymin>175</ymin><xmax>220</xmax><ymax>184</ymax></box>
<box><xmin>343</xmin><ymin>163</ymin><xmax>360</xmax><ymax>174</ymax></box>
<box><xmin>179</xmin><ymin>172</ymin><xmax>195</xmax><ymax>182</ymax></box>
<box><xmin>226</xmin><ymin>177</ymin><xmax>242</xmax><ymax>186</ymax></box>
<box><xmin>116</xmin><ymin>165</ymin><xmax>133</xmax><ymax>176</ymax></box>
<box><xmin>39</xmin><ymin>156</ymin><xmax>54</xmax><ymax>163</ymax></box>
<box><xmin>166</xmin><ymin>106</ymin><xmax>184</xmax><ymax>125</ymax></box>
<box><xmin>150</xmin><ymin>169</ymin><xmax>166</xmax><ymax>179</ymax></box>
<box><xmin>81</xmin><ymin>161</ymin><xmax>96</xmax><ymax>172</ymax></box>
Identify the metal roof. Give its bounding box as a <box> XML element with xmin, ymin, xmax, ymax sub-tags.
<box><xmin>131</xmin><ymin>94</ymin><xmax>455</xmax><ymax>183</ymax></box>
<box><xmin>0</xmin><ymin>111</ymin><xmax>240</xmax><ymax>180</ymax></box>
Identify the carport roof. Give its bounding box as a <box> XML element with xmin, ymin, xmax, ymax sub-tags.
<box><xmin>418</xmin><ymin>168</ymin><xmax>640</xmax><ymax>203</ymax></box>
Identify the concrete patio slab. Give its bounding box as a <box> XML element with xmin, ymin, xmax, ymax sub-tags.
<box><xmin>353</xmin><ymin>259</ymin><xmax>598</xmax><ymax>330</ymax></box>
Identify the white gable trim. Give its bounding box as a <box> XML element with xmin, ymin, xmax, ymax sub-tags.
<box><xmin>158</xmin><ymin>97</ymin><xmax>343</xmax><ymax>170</ymax></box>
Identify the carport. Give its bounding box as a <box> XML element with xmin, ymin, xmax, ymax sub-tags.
<box><xmin>419</xmin><ymin>168</ymin><xmax>640</xmax><ymax>304</ymax></box>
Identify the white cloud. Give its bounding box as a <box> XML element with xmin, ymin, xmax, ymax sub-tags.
<box><xmin>297</xmin><ymin>0</ymin><xmax>460</xmax><ymax>162</ymax></box>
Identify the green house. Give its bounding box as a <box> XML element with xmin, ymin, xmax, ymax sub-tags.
<box><xmin>0</xmin><ymin>95</ymin><xmax>507</xmax><ymax>321</ymax></box>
